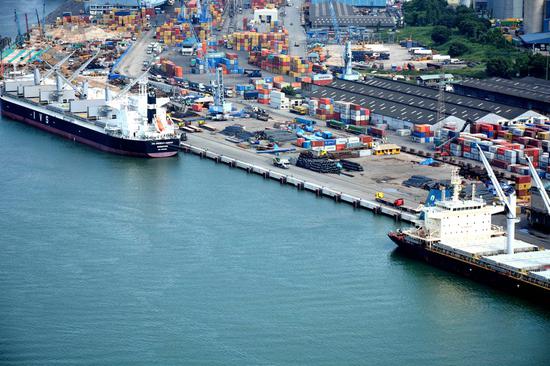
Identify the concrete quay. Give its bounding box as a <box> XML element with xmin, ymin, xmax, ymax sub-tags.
<box><xmin>179</xmin><ymin>134</ymin><xmax>420</xmax><ymax>224</ymax></box>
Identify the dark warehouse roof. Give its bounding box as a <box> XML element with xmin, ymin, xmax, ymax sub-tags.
<box><xmin>457</xmin><ymin>77</ymin><xmax>550</xmax><ymax>104</ymax></box>
<box><xmin>308</xmin><ymin>77</ymin><xmax>526</xmax><ymax>125</ymax></box>
<box><xmin>309</xmin><ymin>2</ymin><xmax>395</xmax><ymax>28</ymax></box>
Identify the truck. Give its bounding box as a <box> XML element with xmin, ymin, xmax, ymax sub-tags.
<box><xmin>290</xmin><ymin>105</ymin><xmax>308</xmax><ymax>115</ymax></box>
<box><xmin>243</xmin><ymin>90</ymin><xmax>259</xmax><ymax>100</ymax></box>
<box><xmin>273</xmin><ymin>157</ymin><xmax>290</xmax><ymax>169</ymax></box>
<box><xmin>375</xmin><ymin>192</ymin><xmax>404</xmax><ymax>207</ymax></box>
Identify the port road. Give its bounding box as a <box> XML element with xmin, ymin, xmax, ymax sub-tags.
<box><xmin>116</xmin><ymin>29</ymin><xmax>156</xmax><ymax>78</ymax></box>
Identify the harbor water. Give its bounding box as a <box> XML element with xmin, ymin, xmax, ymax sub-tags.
<box><xmin>1</xmin><ymin>112</ymin><xmax>550</xmax><ymax>364</ymax></box>
<box><xmin>0</xmin><ymin>0</ymin><xmax>65</xmax><ymax>38</ymax></box>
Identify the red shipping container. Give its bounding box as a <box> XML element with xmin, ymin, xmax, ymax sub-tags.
<box><xmin>515</xmin><ymin>175</ymin><xmax>531</xmax><ymax>184</ymax></box>
<box><xmin>311</xmin><ymin>140</ymin><xmax>324</xmax><ymax>147</ymax></box>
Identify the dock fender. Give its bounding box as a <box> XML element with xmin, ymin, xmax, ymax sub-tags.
<box><xmin>280</xmin><ymin>176</ymin><xmax>286</xmax><ymax>184</ymax></box>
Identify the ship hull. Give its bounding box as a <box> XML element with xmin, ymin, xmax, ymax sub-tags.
<box><xmin>1</xmin><ymin>97</ymin><xmax>179</xmax><ymax>158</ymax></box>
<box><xmin>388</xmin><ymin>232</ymin><xmax>550</xmax><ymax>304</ymax></box>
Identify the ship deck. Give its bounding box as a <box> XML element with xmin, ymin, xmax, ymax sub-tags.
<box><xmin>481</xmin><ymin>250</ymin><xmax>550</xmax><ymax>272</ymax></box>
<box><xmin>435</xmin><ymin>236</ymin><xmax>538</xmax><ymax>258</ymax></box>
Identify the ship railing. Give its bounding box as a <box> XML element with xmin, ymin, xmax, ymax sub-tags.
<box><xmin>431</xmin><ymin>245</ymin><xmax>550</xmax><ymax>290</ymax></box>
<box><xmin>7</xmin><ymin>93</ymin><xmax>102</xmax><ymax>129</ymax></box>
<box><xmin>490</xmin><ymin>224</ymin><xmax>505</xmax><ymax>235</ymax></box>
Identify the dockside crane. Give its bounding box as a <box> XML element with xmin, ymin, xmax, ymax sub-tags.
<box><xmin>328</xmin><ymin>1</ymin><xmax>340</xmax><ymax>45</ymax></box>
<box><xmin>111</xmin><ymin>69</ymin><xmax>151</xmax><ymax>102</ymax></box>
<box><xmin>35</xmin><ymin>9</ymin><xmax>42</xmax><ymax>37</ymax></box>
<box><xmin>25</xmin><ymin>13</ymin><xmax>30</xmax><ymax>41</ymax></box>
<box><xmin>42</xmin><ymin>0</ymin><xmax>46</xmax><ymax>36</ymax></box>
<box><xmin>476</xmin><ymin>144</ymin><xmax>518</xmax><ymax>255</ymax></box>
<box><xmin>40</xmin><ymin>51</ymin><xmax>76</xmax><ymax>82</ymax></box>
<box><xmin>14</xmin><ymin>10</ymin><xmax>24</xmax><ymax>45</ymax></box>
<box><xmin>526</xmin><ymin>156</ymin><xmax>550</xmax><ymax>214</ymax></box>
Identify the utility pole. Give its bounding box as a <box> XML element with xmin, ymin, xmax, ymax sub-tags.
<box><xmin>436</xmin><ymin>72</ymin><xmax>446</xmax><ymax>124</ymax></box>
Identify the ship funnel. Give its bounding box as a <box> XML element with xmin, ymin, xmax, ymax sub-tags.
<box><xmin>147</xmin><ymin>87</ymin><xmax>156</xmax><ymax>124</ymax></box>
<box><xmin>104</xmin><ymin>87</ymin><xmax>111</xmax><ymax>101</ymax></box>
<box><xmin>34</xmin><ymin>68</ymin><xmax>41</xmax><ymax>85</ymax></box>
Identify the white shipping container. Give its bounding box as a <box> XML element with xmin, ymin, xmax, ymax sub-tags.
<box><xmin>347</xmin><ymin>137</ymin><xmax>360</xmax><ymax>143</ymax></box>
<box><xmin>359</xmin><ymin>149</ymin><xmax>372</xmax><ymax>157</ymax></box>
<box><xmin>323</xmin><ymin>145</ymin><xmax>336</xmax><ymax>151</ymax></box>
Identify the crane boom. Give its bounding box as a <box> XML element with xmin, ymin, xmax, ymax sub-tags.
<box><xmin>41</xmin><ymin>51</ymin><xmax>75</xmax><ymax>81</ymax></box>
<box><xmin>526</xmin><ymin>156</ymin><xmax>550</xmax><ymax>214</ymax></box>
<box><xmin>68</xmin><ymin>50</ymin><xmax>100</xmax><ymax>82</ymax></box>
<box><xmin>111</xmin><ymin>69</ymin><xmax>150</xmax><ymax>102</ymax></box>
<box><xmin>476</xmin><ymin>143</ymin><xmax>516</xmax><ymax>254</ymax></box>
<box><xmin>476</xmin><ymin>144</ymin><xmax>513</xmax><ymax>213</ymax></box>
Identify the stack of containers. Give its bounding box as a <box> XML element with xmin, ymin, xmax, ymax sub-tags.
<box><xmin>235</xmin><ymin>84</ymin><xmax>255</xmax><ymax>96</ymax></box>
<box><xmin>515</xmin><ymin>175</ymin><xmax>532</xmax><ymax>202</ymax></box>
<box><xmin>251</xmin><ymin>0</ymin><xmax>286</xmax><ymax>9</ymax></box>
<box><xmin>308</xmin><ymin>99</ymin><xmax>318</xmax><ymax>116</ymax></box>
<box><xmin>231</xmin><ymin>31</ymin><xmax>289</xmax><ymax>53</ymax></box>
<box><xmin>316</xmin><ymin>98</ymin><xmax>335</xmax><ymax>121</ymax></box>
<box><xmin>412</xmin><ymin>124</ymin><xmax>434</xmax><ymax>143</ymax></box>
<box><xmin>156</xmin><ymin>22</ymin><xmax>185</xmax><ymax>46</ymax></box>
<box><xmin>290</xmin><ymin>57</ymin><xmax>313</xmax><ymax>77</ymax></box>
<box><xmin>257</xmin><ymin>89</ymin><xmax>270</xmax><ymax>105</ymax></box>
<box><xmin>335</xmin><ymin>103</ymin><xmax>371</xmax><ymax>126</ymax></box>
<box><xmin>270</xmin><ymin>90</ymin><xmax>289</xmax><ymax>110</ymax></box>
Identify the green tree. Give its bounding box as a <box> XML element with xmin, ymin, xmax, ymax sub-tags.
<box><xmin>457</xmin><ymin>18</ymin><xmax>486</xmax><ymax>41</ymax></box>
<box><xmin>486</xmin><ymin>57</ymin><xmax>514</xmax><ymax>78</ymax></box>
<box><xmin>527</xmin><ymin>53</ymin><xmax>549</xmax><ymax>78</ymax></box>
<box><xmin>431</xmin><ymin>26</ymin><xmax>452</xmax><ymax>44</ymax></box>
<box><xmin>482</xmin><ymin>29</ymin><xmax>507</xmax><ymax>47</ymax></box>
<box><xmin>403</xmin><ymin>0</ymin><xmax>449</xmax><ymax>26</ymax></box>
<box><xmin>281</xmin><ymin>85</ymin><xmax>296</xmax><ymax>96</ymax></box>
<box><xmin>448</xmin><ymin>41</ymin><xmax>469</xmax><ymax>57</ymax></box>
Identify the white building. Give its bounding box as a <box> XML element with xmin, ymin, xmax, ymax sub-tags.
<box><xmin>253</xmin><ymin>8</ymin><xmax>278</xmax><ymax>23</ymax></box>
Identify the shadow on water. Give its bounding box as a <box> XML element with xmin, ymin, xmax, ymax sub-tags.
<box><xmin>389</xmin><ymin>247</ymin><xmax>550</xmax><ymax>314</ymax></box>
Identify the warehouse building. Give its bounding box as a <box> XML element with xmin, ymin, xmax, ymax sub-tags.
<box><xmin>307</xmin><ymin>77</ymin><xmax>528</xmax><ymax>130</ymax></box>
<box><xmin>85</xmin><ymin>0</ymin><xmax>167</xmax><ymax>15</ymax></box>
<box><xmin>308</xmin><ymin>2</ymin><xmax>395</xmax><ymax>29</ymax></box>
<box><xmin>454</xmin><ymin>77</ymin><xmax>550</xmax><ymax>114</ymax></box>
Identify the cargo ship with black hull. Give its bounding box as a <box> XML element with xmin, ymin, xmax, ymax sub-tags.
<box><xmin>1</xmin><ymin>64</ymin><xmax>180</xmax><ymax>158</ymax></box>
<box><xmin>388</xmin><ymin>169</ymin><xmax>550</xmax><ymax>303</ymax></box>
